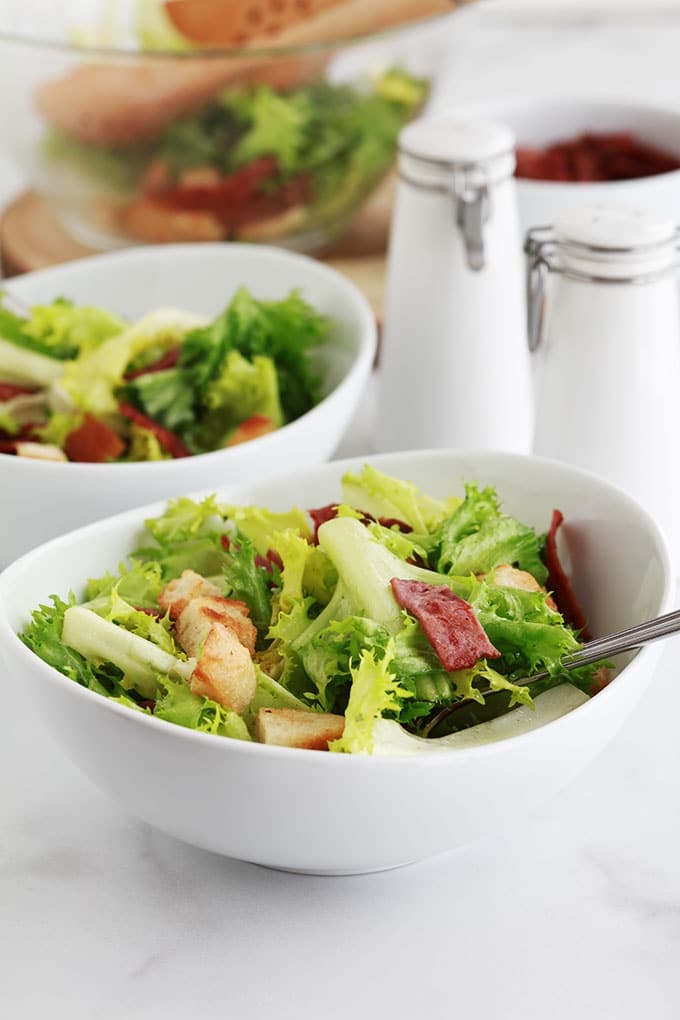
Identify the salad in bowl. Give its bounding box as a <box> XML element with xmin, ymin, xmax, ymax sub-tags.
<box><xmin>0</xmin><ymin>285</ymin><xmax>330</xmax><ymax>463</ymax></box>
<box><xmin>19</xmin><ymin>463</ymin><xmax>611</xmax><ymax>753</ymax></box>
<box><xmin>0</xmin><ymin>0</ymin><xmax>442</xmax><ymax>250</ymax></box>
<box><xmin>0</xmin><ymin>243</ymin><xmax>375</xmax><ymax>565</ymax></box>
<box><xmin>0</xmin><ymin>449</ymin><xmax>671</xmax><ymax>872</ymax></box>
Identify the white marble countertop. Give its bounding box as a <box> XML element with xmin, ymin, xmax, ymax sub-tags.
<box><xmin>4</xmin><ymin>14</ymin><xmax>680</xmax><ymax>1020</ymax></box>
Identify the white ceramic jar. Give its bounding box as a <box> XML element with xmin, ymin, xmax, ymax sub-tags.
<box><xmin>530</xmin><ymin>206</ymin><xmax>680</xmax><ymax>568</ymax></box>
<box><xmin>375</xmin><ymin>116</ymin><xmax>533</xmax><ymax>454</ymax></box>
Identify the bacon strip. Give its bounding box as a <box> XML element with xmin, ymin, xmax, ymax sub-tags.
<box><xmin>0</xmin><ymin>383</ymin><xmax>39</xmax><ymax>401</ymax></box>
<box><xmin>64</xmin><ymin>413</ymin><xmax>125</xmax><ymax>463</ymax></box>
<box><xmin>543</xmin><ymin>510</ymin><xmax>592</xmax><ymax>641</ymax></box>
<box><xmin>147</xmin><ymin>157</ymin><xmax>312</xmax><ymax>231</ymax></box>
<box><xmin>123</xmin><ymin>347</ymin><xmax>181</xmax><ymax>380</ymax></box>
<box><xmin>308</xmin><ymin>504</ymin><xmax>413</xmax><ymax>544</ymax></box>
<box><xmin>118</xmin><ymin>401</ymin><xmax>189</xmax><ymax>458</ymax></box>
<box><xmin>391</xmin><ymin>578</ymin><xmax>500</xmax><ymax>672</ymax></box>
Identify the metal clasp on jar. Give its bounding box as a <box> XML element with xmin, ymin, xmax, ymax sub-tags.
<box><xmin>399</xmin><ymin>154</ymin><xmax>511</xmax><ymax>272</ymax></box>
<box><xmin>524</xmin><ymin>224</ymin><xmax>680</xmax><ymax>352</ymax></box>
<box><xmin>455</xmin><ymin>178</ymin><xmax>490</xmax><ymax>272</ymax></box>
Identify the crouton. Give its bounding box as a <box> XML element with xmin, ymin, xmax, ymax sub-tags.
<box><xmin>255</xmin><ymin>707</ymin><xmax>345</xmax><ymax>750</ymax></box>
<box><xmin>175</xmin><ymin>596</ymin><xmax>257</xmax><ymax>657</ymax></box>
<box><xmin>190</xmin><ymin>624</ymin><xmax>256</xmax><ymax>714</ymax></box>
<box><xmin>15</xmin><ymin>442</ymin><xmax>67</xmax><ymax>462</ymax></box>
<box><xmin>490</xmin><ymin>563</ymin><xmax>558</xmax><ymax>612</ymax></box>
<box><xmin>158</xmin><ymin>570</ymin><xmax>222</xmax><ymax>619</ymax></box>
<box><xmin>120</xmin><ymin>197</ymin><xmax>226</xmax><ymax>244</ymax></box>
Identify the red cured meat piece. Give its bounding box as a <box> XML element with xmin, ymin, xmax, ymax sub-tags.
<box><xmin>308</xmin><ymin>504</ymin><xmax>413</xmax><ymax>544</ymax></box>
<box><xmin>118</xmin><ymin>401</ymin><xmax>190</xmax><ymax>458</ymax></box>
<box><xmin>308</xmin><ymin>504</ymin><xmax>341</xmax><ymax>542</ymax></box>
<box><xmin>391</xmin><ymin>578</ymin><xmax>500</xmax><ymax>672</ymax></box>
<box><xmin>64</xmin><ymin>413</ymin><xmax>126</xmax><ymax>463</ymax></box>
<box><xmin>149</xmin><ymin>157</ymin><xmax>312</xmax><ymax>230</ymax></box>
<box><xmin>124</xmin><ymin>347</ymin><xmax>181</xmax><ymax>380</ymax></box>
<box><xmin>0</xmin><ymin>382</ymin><xmax>39</xmax><ymax>401</ymax></box>
<box><xmin>255</xmin><ymin>549</ymin><xmax>283</xmax><ymax>573</ymax></box>
<box><xmin>543</xmin><ymin>509</ymin><xmax>592</xmax><ymax>641</ymax></box>
<box><xmin>220</xmin><ymin>534</ymin><xmax>282</xmax><ymax>574</ymax></box>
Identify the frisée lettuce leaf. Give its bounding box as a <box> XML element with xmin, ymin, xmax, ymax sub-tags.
<box><xmin>19</xmin><ymin>469</ymin><xmax>604</xmax><ymax>754</ymax></box>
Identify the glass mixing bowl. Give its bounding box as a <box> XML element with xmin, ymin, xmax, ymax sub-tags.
<box><xmin>0</xmin><ymin>0</ymin><xmax>463</xmax><ymax>253</ymax></box>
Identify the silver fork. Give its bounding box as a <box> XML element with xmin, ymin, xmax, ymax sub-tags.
<box><xmin>520</xmin><ymin>608</ymin><xmax>680</xmax><ymax>685</ymax></box>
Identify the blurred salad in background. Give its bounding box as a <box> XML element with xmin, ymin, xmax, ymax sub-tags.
<box><xmin>0</xmin><ymin>287</ymin><xmax>330</xmax><ymax>462</ymax></box>
<box><xmin>38</xmin><ymin>67</ymin><xmax>429</xmax><ymax>247</ymax></box>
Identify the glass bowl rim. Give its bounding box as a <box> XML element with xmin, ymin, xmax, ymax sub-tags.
<box><xmin>0</xmin><ymin>10</ymin><xmax>450</xmax><ymax>61</ymax></box>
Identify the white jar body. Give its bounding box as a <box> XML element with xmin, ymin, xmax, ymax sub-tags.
<box><xmin>533</xmin><ymin>273</ymin><xmax>680</xmax><ymax>564</ymax></box>
<box><xmin>376</xmin><ymin>176</ymin><xmax>533</xmax><ymax>453</ymax></box>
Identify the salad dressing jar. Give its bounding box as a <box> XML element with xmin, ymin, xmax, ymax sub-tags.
<box><xmin>376</xmin><ymin>116</ymin><xmax>533</xmax><ymax>453</ymax></box>
<box><xmin>528</xmin><ymin>206</ymin><xmax>680</xmax><ymax>569</ymax></box>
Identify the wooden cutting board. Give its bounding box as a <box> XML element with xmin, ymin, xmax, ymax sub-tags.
<box><xmin>0</xmin><ymin>184</ymin><xmax>391</xmax><ymax>321</ymax></box>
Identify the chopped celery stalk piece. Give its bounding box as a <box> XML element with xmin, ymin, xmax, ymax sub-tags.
<box><xmin>0</xmin><ymin>337</ymin><xmax>64</xmax><ymax>386</ymax></box>
<box><xmin>62</xmin><ymin>606</ymin><xmax>194</xmax><ymax>699</ymax></box>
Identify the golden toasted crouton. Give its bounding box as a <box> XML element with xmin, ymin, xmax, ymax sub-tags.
<box><xmin>158</xmin><ymin>570</ymin><xmax>222</xmax><ymax>620</ymax></box>
<box><xmin>190</xmin><ymin>624</ymin><xmax>256</xmax><ymax>714</ymax></box>
<box><xmin>175</xmin><ymin>596</ymin><xmax>257</xmax><ymax>657</ymax></box>
<box><xmin>255</xmin><ymin>708</ymin><xmax>345</xmax><ymax>750</ymax></box>
<box><xmin>178</xmin><ymin>165</ymin><xmax>224</xmax><ymax>188</ymax></box>
<box><xmin>120</xmin><ymin>197</ymin><xmax>225</xmax><ymax>244</ymax></box>
<box><xmin>490</xmin><ymin>564</ymin><xmax>558</xmax><ymax>612</ymax></box>
<box><xmin>15</xmin><ymin>442</ymin><xmax>67</xmax><ymax>462</ymax></box>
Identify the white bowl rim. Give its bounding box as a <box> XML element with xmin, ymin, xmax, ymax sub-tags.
<box><xmin>1</xmin><ymin>242</ymin><xmax>377</xmax><ymax>473</ymax></box>
<box><xmin>0</xmin><ymin>447</ymin><xmax>673</xmax><ymax>765</ymax></box>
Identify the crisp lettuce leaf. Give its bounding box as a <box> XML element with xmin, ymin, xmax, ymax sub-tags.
<box><xmin>232</xmin><ymin>87</ymin><xmax>312</xmax><ymax>173</ymax></box>
<box><xmin>100</xmin><ymin>585</ymin><xmax>179</xmax><ymax>656</ymax></box>
<box><xmin>180</xmin><ymin>287</ymin><xmax>328</xmax><ymax>422</ymax></box>
<box><xmin>60</xmin><ymin>308</ymin><xmax>206</xmax><ymax>418</ymax></box>
<box><xmin>221</xmin><ymin>534</ymin><xmax>274</xmax><ymax>635</ymax></box>
<box><xmin>204</xmin><ymin>351</ymin><xmax>284</xmax><ymax>427</ymax></box>
<box><xmin>20</xmin><ymin>594</ymin><xmax>145</xmax><ymax>702</ymax></box>
<box><xmin>125</xmin><ymin>424</ymin><xmax>171</xmax><ymax>462</ymax></box>
<box><xmin>1</xmin><ymin>296</ymin><xmax>124</xmax><ymax>362</ymax></box>
<box><xmin>266</xmin><ymin>529</ymin><xmax>318</xmax><ymax>644</ymax></box>
<box><xmin>121</xmin><ymin>367</ymin><xmax>196</xmax><ymax>434</ymax></box>
<box><xmin>154</xmin><ymin>676</ymin><xmax>251</xmax><ymax>740</ymax></box>
<box><xmin>329</xmin><ymin>646</ymin><xmax>411</xmax><ymax>755</ymax></box>
<box><xmin>430</xmin><ymin>483</ymin><xmax>548</xmax><ymax>584</ymax></box>
<box><xmin>84</xmin><ymin>560</ymin><xmax>164</xmax><ymax>610</ymax></box>
<box><xmin>133</xmin><ymin>536</ymin><xmax>227</xmax><ymax>582</ymax></box>
<box><xmin>24</xmin><ymin>298</ymin><xmax>126</xmax><ymax>358</ymax></box>
<box><xmin>221</xmin><ymin>505</ymin><xmax>311</xmax><ymax>555</ymax></box>
<box><xmin>341</xmin><ymin>465</ymin><xmax>458</xmax><ymax>533</ymax></box>
<box><xmin>20</xmin><ymin>593</ymin><xmax>109</xmax><ymax>695</ymax></box>
<box><xmin>144</xmin><ymin>495</ymin><xmax>224</xmax><ymax>545</ymax></box>
<box><xmin>300</xmin><ymin>615</ymin><xmax>391</xmax><ymax>713</ymax></box>
<box><xmin>134</xmin><ymin>496</ymin><xmax>229</xmax><ymax>580</ymax></box>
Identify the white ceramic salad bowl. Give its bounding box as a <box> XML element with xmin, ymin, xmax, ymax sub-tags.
<box><xmin>0</xmin><ymin>243</ymin><xmax>376</xmax><ymax>566</ymax></box>
<box><xmin>0</xmin><ymin>449</ymin><xmax>672</xmax><ymax>875</ymax></box>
